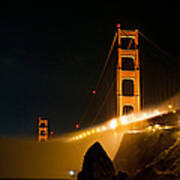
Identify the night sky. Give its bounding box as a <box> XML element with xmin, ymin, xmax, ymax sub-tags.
<box><xmin>0</xmin><ymin>2</ymin><xmax>180</xmax><ymax>137</ymax></box>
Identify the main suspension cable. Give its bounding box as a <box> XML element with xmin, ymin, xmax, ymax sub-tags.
<box><xmin>79</xmin><ymin>32</ymin><xmax>117</xmax><ymax>126</ymax></box>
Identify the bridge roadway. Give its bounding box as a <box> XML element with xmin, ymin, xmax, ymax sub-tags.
<box><xmin>0</xmin><ymin>108</ymin><xmax>179</xmax><ymax>179</ymax></box>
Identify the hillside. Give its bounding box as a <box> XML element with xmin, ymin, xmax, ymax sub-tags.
<box><xmin>114</xmin><ymin>128</ymin><xmax>180</xmax><ymax>179</ymax></box>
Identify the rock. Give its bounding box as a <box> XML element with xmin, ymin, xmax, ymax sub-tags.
<box><xmin>133</xmin><ymin>134</ymin><xmax>180</xmax><ymax>179</ymax></box>
<box><xmin>78</xmin><ymin>142</ymin><xmax>115</xmax><ymax>180</ymax></box>
<box><xmin>78</xmin><ymin>142</ymin><xmax>128</xmax><ymax>180</ymax></box>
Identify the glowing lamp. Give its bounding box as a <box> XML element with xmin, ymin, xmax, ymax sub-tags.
<box><xmin>120</xmin><ymin>117</ymin><xmax>127</xmax><ymax>125</ymax></box>
<box><xmin>117</xmin><ymin>24</ymin><xmax>121</xmax><ymax>28</ymax></box>
<box><xmin>79</xmin><ymin>135</ymin><xmax>82</xmax><ymax>138</ymax></box>
<box><xmin>75</xmin><ymin>136</ymin><xmax>79</xmax><ymax>140</ymax></box>
<box><xmin>69</xmin><ymin>170</ymin><xmax>75</xmax><ymax>176</ymax></box>
<box><xmin>92</xmin><ymin>90</ymin><xmax>96</xmax><ymax>95</ymax></box>
<box><xmin>172</xmin><ymin>110</ymin><xmax>176</xmax><ymax>114</ymax></box>
<box><xmin>50</xmin><ymin>131</ymin><xmax>54</xmax><ymax>135</ymax></box>
<box><xmin>168</xmin><ymin>104</ymin><xmax>173</xmax><ymax>109</ymax></box>
<box><xmin>154</xmin><ymin>124</ymin><xmax>160</xmax><ymax>129</ymax></box>
<box><xmin>75</xmin><ymin>123</ymin><xmax>80</xmax><ymax>129</ymax></box>
<box><xmin>91</xmin><ymin>129</ymin><xmax>95</xmax><ymax>134</ymax></box>
<box><xmin>109</xmin><ymin>119</ymin><xmax>117</xmax><ymax>129</ymax></box>
<box><xmin>102</xmin><ymin>126</ymin><xmax>107</xmax><ymax>131</ymax></box>
<box><xmin>96</xmin><ymin>128</ymin><xmax>101</xmax><ymax>132</ymax></box>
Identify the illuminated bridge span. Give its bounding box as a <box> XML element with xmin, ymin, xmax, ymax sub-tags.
<box><xmin>39</xmin><ymin>25</ymin><xmax>180</xmax><ymax>178</ymax></box>
<box><xmin>1</xmin><ymin>25</ymin><xmax>180</xmax><ymax>179</ymax></box>
<box><xmin>2</xmin><ymin>106</ymin><xmax>180</xmax><ymax>179</ymax></box>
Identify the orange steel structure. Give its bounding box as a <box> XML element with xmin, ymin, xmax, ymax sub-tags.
<box><xmin>116</xmin><ymin>25</ymin><xmax>141</xmax><ymax>119</ymax></box>
<box><xmin>38</xmin><ymin>116</ymin><xmax>49</xmax><ymax>142</ymax></box>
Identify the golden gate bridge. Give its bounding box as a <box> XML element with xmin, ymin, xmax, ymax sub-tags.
<box><xmin>2</xmin><ymin>24</ymin><xmax>180</xmax><ymax>179</ymax></box>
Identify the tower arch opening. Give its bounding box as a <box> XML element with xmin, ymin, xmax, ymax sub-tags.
<box><xmin>122</xmin><ymin>79</ymin><xmax>134</xmax><ymax>96</ymax></box>
<box><xmin>121</xmin><ymin>38</ymin><xmax>136</xmax><ymax>49</ymax></box>
<box><xmin>123</xmin><ymin>105</ymin><xmax>134</xmax><ymax>115</ymax></box>
<box><xmin>122</xmin><ymin>57</ymin><xmax>135</xmax><ymax>71</ymax></box>
<box><xmin>40</xmin><ymin>130</ymin><xmax>46</xmax><ymax>136</ymax></box>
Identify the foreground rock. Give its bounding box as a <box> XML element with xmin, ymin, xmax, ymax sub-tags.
<box><xmin>114</xmin><ymin>127</ymin><xmax>180</xmax><ymax>179</ymax></box>
<box><xmin>78</xmin><ymin>142</ymin><xmax>128</xmax><ymax>180</ymax></box>
<box><xmin>134</xmin><ymin>137</ymin><xmax>180</xmax><ymax>180</ymax></box>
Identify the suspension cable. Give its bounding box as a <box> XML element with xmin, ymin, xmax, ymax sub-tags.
<box><xmin>90</xmin><ymin>29</ymin><xmax>136</xmax><ymax>125</ymax></box>
<box><xmin>79</xmin><ymin>32</ymin><xmax>117</xmax><ymax>125</ymax></box>
<box><xmin>139</xmin><ymin>31</ymin><xmax>180</xmax><ymax>65</ymax></box>
<box><xmin>139</xmin><ymin>31</ymin><xmax>180</xmax><ymax>104</ymax></box>
<box><xmin>95</xmin><ymin>32</ymin><xmax>117</xmax><ymax>90</ymax></box>
<box><xmin>90</xmin><ymin>80</ymin><xmax>115</xmax><ymax>126</ymax></box>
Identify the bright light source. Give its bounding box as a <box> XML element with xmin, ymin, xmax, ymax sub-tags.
<box><xmin>154</xmin><ymin>109</ymin><xmax>160</xmax><ymax>114</ymax></box>
<box><xmin>92</xmin><ymin>90</ymin><xmax>96</xmax><ymax>95</ymax></box>
<box><xmin>96</xmin><ymin>128</ymin><xmax>101</xmax><ymax>132</ymax></box>
<box><xmin>147</xmin><ymin>126</ymin><xmax>152</xmax><ymax>130</ymax></box>
<box><xmin>75</xmin><ymin>123</ymin><xmax>80</xmax><ymax>129</ymax></box>
<box><xmin>91</xmin><ymin>129</ymin><xmax>95</xmax><ymax>134</ymax></box>
<box><xmin>168</xmin><ymin>104</ymin><xmax>173</xmax><ymax>109</ymax></box>
<box><xmin>82</xmin><ymin>133</ymin><xmax>86</xmax><ymax>137</ymax></box>
<box><xmin>172</xmin><ymin>110</ymin><xmax>176</xmax><ymax>114</ymax></box>
<box><xmin>117</xmin><ymin>24</ymin><xmax>121</xmax><ymax>28</ymax></box>
<box><xmin>154</xmin><ymin>124</ymin><xmax>160</xmax><ymax>129</ymax></box>
<box><xmin>50</xmin><ymin>131</ymin><xmax>54</xmax><ymax>135</ymax></box>
<box><xmin>87</xmin><ymin>131</ymin><xmax>90</xmax><ymax>135</ymax></box>
<box><xmin>69</xmin><ymin>170</ymin><xmax>75</xmax><ymax>176</ymax></box>
<box><xmin>120</xmin><ymin>116</ymin><xmax>128</xmax><ymax>125</ymax></box>
<box><xmin>109</xmin><ymin>119</ymin><xmax>117</xmax><ymax>129</ymax></box>
<box><xmin>142</xmin><ymin>113</ymin><xmax>148</xmax><ymax>117</ymax></box>
<box><xmin>102</xmin><ymin>126</ymin><xmax>107</xmax><ymax>131</ymax></box>
<box><xmin>79</xmin><ymin>135</ymin><xmax>82</xmax><ymax>139</ymax></box>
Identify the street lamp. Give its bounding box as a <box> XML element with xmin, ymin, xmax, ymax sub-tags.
<box><xmin>69</xmin><ymin>170</ymin><xmax>75</xmax><ymax>179</ymax></box>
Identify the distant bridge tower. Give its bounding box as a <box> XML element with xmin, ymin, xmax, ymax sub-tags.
<box><xmin>38</xmin><ymin>116</ymin><xmax>49</xmax><ymax>143</ymax></box>
<box><xmin>116</xmin><ymin>24</ymin><xmax>141</xmax><ymax>118</ymax></box>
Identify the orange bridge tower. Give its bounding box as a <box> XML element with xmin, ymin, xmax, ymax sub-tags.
<box><xmin>38</xmin><ymin>116</ymin><xmax>49</xmax><ymax>143</ymax></box>
<box><xmin>116</xmin><ymin>24</ymin><xmax>141</xmax><ymax>119</ymax></box>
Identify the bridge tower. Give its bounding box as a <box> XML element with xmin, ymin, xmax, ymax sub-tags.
<box><xmin>116</xmin><ymin>24</ymin><xmax>141</xmax><ymax>119</ymax></box>
<box><xmin>38</xmin><ymin>116</ymin><xmax>49</xmax><ymax>143</ymax></box>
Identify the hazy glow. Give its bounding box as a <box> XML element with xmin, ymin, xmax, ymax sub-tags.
<box><xmin>79</xmin><ymin>135</ymin><xmax>82</xmax><ymax>139</ymax></box>
<box><xmin>109</xmin><ymin>118</ymin><xmax>118</xmax><ymax>129</ymax></box>
<box><xmin>91</xmin><ymin>129</ymin><xmax>95</xmax><ymax>134</ymax></box>
<box><xmin>66</xmin><ymin>103</ymin><xmax>179</xmax><ymax>142</ymax></box>
<box><xmin>102</xmin><ymin>126</ymin><xmax>107</xmax><ymax>131</ymax></box>
<box><xmin>168</xmin><ymin>104</ymin><xmax>173</xmax><ymax>109</ymax></box>
<box><xmin>119</xmin><ymin>109</ymin><xmax>164</xmax><ymax>125</ymax></box>
<box><xmin>164</xmin><ymin>126</ymin><xmax>170</xmax><ymax>130</ymax></box>
<box><xmin>147</xmin><ymin>126</ymin><xmax>152</xmax><ymax>130</ymax></box>
<box><xmin>69</xmin><ymin>170</ymin><xmax>75</xmax><ymax>176</ymax></box>
<box><xmin>154</xmin><ymin>124</ymin><xmax>160</xmax><ymax>129</ymax></box>
<box><xmin>96</xmin><ymin>127</ymin><xmax>101</xmax><ymax>132</ymax></box>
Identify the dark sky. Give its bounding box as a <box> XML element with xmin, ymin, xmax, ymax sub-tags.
<box><xmin>0</xmin><ymin>2</ymin><xmax>180</xmax><ymax>137</ymax></box>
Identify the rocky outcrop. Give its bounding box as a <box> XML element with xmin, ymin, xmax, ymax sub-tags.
<box><xmin>78</xmin><ymin>142</ymin><xmax>128</xmax><ymax>180</ymax></box>
<box><xmin>113</xmin><ymin>127</ymin><xmax>180</xmax><ymax>180</ymax></box>
<box><xmin>134</xmin><ymin>138</ymin><xmax>180</xmax><ymax>179</ymax></box>
<box><xmin>79</xmin><ymin>131</ymin><xmax>180</xmax><ymax>179</ymax></box>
